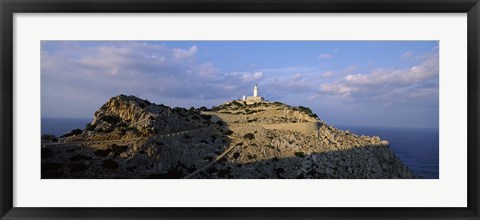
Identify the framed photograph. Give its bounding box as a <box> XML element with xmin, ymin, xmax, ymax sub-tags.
<box><xmin>1</xmin><ymin>0</ymin><xmax>479</xmax><ymax>219</ymax></box>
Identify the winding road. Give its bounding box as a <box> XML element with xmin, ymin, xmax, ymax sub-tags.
<box><xmin>41</xmin><ymin>126</ymin><xmax>213</xmax><ymax>147</ymax></box>
<box><xmin>41</xmin><ymin>125</ymin><xmax>239</xmax><ymax>179</ymax></box>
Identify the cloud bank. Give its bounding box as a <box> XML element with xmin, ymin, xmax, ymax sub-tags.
<box><xmin>42</xmin><ymin>42</ymin><xmax>264</xmax><ymax>117</ymax></box>
<box><xmin>315</xmin><ymin>50</ymin><xmax>438</xmax><ymax>108</ymax></box>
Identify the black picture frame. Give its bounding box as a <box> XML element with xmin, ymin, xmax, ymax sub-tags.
<box><xmin>1</xmin><ymin>0</ymin><xmax>479</xmax><ymax>219</ymax></box>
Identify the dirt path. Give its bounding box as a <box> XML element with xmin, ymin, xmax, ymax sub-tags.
<box><xmin>184</xmin><ymin>142</ymin><xmax>237</xmax><ymax>179</ymax></box>
<box><xmin>42</xmin><ymin>126</ymin><xmax>213</xmax><ymax>147</ymax></box>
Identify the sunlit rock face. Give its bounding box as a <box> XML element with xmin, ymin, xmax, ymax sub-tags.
<box><xmin>41</xmin><ymin>95</ymin><xmax>418</xmax><ymax>179</ymax></box>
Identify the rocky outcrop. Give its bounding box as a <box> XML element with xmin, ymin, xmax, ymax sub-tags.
<box><xmin>208</xmin><ymin>101</ymin><xmax>321</xmax><ymax>124</ymax></box>
<box><xmin>64</xmin><ymin>95</ymin><xmax>212</xmax><ymax>141</ymax></box>
<box><xmin>42</xmin><ymin>96</ymin><xmax>418</xmax><ymax>179</ymax></box>
<box><xmin>190</xmin><ymin>122</ymin><xmax>416</xmax><ymax>179</ymax></box>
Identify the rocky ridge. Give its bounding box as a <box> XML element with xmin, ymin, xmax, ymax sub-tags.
<box><xmin>41</xmin><ymin>95</ymin><xmax>418</xmax><ymax>179</ymax></box>
<box><xmin>65</xmin><ymin>95</ymin><xmax>211</xmax><ymax>141</ymax></box>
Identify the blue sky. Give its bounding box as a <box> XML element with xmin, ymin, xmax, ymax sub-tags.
<box><xmin>41</xmin><ymin>41</ymin><xmax>439</xmax><ymax>128</ymax></box>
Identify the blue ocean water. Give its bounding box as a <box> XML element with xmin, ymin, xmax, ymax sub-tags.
<box><xmin>41</xmin><ymin>118</ymin><xmax>439</xmax><ymax>179</ymax></box>
<box><xmin>336</xmin><ymin>125</ymin><xmax>439</xmax><ymax>179</ymax></box>
<box><xmin>41</xmin><ymin>118</ymin><xmax>92</xmax><ymax>137</ymax></box>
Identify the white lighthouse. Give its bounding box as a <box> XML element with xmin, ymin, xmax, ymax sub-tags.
<box><xmin>245</xmin><ymin>83</ymin><xmax>264</xmax><ymax>104</ymax></box>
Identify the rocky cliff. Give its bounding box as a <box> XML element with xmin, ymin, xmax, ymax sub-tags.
<box><xmin>41</xmin><ymin>95</ymin><xmax>418</xmax><ymax>179</ymax></box>
<box><xmin>65</xmin><ymin>95</ymin><xmax>211</xmax><ymax>141</ymax></box>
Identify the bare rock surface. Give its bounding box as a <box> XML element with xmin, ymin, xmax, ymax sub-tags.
<box><xmin>42</xmin><ymin>95</ymin><xmax>418</xmax><ymax>179</ymax></box>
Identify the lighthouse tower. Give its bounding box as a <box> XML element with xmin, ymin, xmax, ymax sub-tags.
<box><xmin>246</xmin><ymin>83</ymin><xmax>264</xmax><ymax>104</ymax></box>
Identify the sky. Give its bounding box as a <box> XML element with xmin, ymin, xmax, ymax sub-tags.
<box><xmin>41</xmin><ymin>41</ymin><xmax>439</xmax><ymax>129</ymax></box>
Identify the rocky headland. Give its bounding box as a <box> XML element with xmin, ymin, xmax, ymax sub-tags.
<box><xmin>41</xmin><ymin>95</ymin><xmax>417</xmax><ymax>179</ymax></box>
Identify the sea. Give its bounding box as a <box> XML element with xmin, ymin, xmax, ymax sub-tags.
<box><xmin>336</xmin><ymin>125</ymin><xmax>439</xmax><ymax>179</ymax></box>
<box><xmin>41</xmin><ymin>118</ymin><xmax>439</xmax><ymax>179</ymax></box>
<box><xmin>41</xmin><ymin>118</ymin><xmax>92</xmax><ymax>137</ymax></box>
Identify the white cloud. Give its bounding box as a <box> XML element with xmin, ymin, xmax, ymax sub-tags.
<box><xmin>400</xmin><ymin>51</ymin><xmax>414</xmax><ymax>60</ymax></box>
<box><xmin>172</xmin><ymin>45</ymin><xmax>198</xmax><ymax>59</ymax></box>
<box><xmin>320</xmin><ymin>83</ymin><xmax>354</xmax><ymax>96</ymax></box>
<box><xmin>322</xmin><ymin>71</ymin><xmax>334</xmax><ymax>77</ymax></box>
<box><xmin>41</xmin><ymin>42</ymin><xmax>263</xmax><ymax>117</ymax></box>
<box><xmin>342</xmin><ymin>65</ymin><xmax>359</xmax><ymax>75</ymax></box>
<box><xmin>343</xmin><ymin>52</ymin><xmax>438</xmax><ymax>87</ymax></box>
<box><xmin>290</xmin><ymin>73</ymin><xmax>303</xmax><ymax>80</ymax></box>
<box><xmin>239</xmin><ymin>71</ymin><xmax>264</xmax><ymax>82</ymax></box>
<box><xmin>409</xmin><ymin>87</ymin><xmax>439</xmax><ymax>98</ymax></box>
<box><xmin>316</xmin><ymin>50</ymin><xmax>439</xmax><ymax>106</ymax></box>
<box><xmin>193</xmin><ymin>63</ymin><xmax>218</xmax><ymax>78</ymax></box>
<box><xmin>319</xmin><ymin>48</ymin><xmax>339</xmax><ymax>59</ymax></box>
<box><xmin>256</xmin><ymin>66</ymin><xmax>303</xmax><ymax>73</ymax></box>
<box><xmin>318</xmin><ymin>53</ymin><xmax>333</xmax><ymax>59</ymax></box>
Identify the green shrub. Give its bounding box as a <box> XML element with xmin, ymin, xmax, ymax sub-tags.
<box><xmin>245</xmin><ymin>109</ymin><xmax>265</xmax><ymax>115</ymax></box>
<box><xmin>85</xmin><ymin>123</ymin><xmax>95</xmax><ymax>131</ymax></box>
<box><xmin>119</xmin><ymin>127</ymin><xmax>127</xmax><ymax>135</ymax></box>
<box><xmin>60</xmin><ymin>128</ymin><xmax>83</xmax><ymax>137</ymax></box>
<box><xmin>100</xmin><ymin>115</ymin><xmax>121</xmax><ymax>124</ymax></box>
<box><xmin>231</xmin><ymin>101</ymin><xmax>243</xmax><ymax>106</ymax></box>
<box><xmin>296</xmin><ymin>106</ymin><xmax>318</xmax><ymax>118</ymax></box>
<box><xmin>71</xmin><ymin>129</ymin><xmax>82</xmax><ymax>135</ymax></box>
<box><xmin>232</xmin><ymin>152</ymin><xmax>240</xmax><ymax>159</ymax></box>
<box><xmin>191</xmin><ymin>115</ymin><xmax>200</xmax><ymax>120</ymax></box>
<box><xmin>200</xmin><ymin>115</ymin><xmax>212</xmax><ymax>120</ymax></box>
<box><xmin>294</xmin><ymin>152</ymin><xmax>305</xmax><ymax>158</ymax></box>
<box><xmin>266</xmin><ymin>145</ymin><xmax>275</xmax><ymax>149</ymax></box>
<box><xmin>110</xmin><ymin>144</ymin><xmax>128</xmax><ymax>158</ymax></box>
<box><xmin>243</xmin><ymin>133</ymin><xmax>255</xmax><ymax>140</ymax></box>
